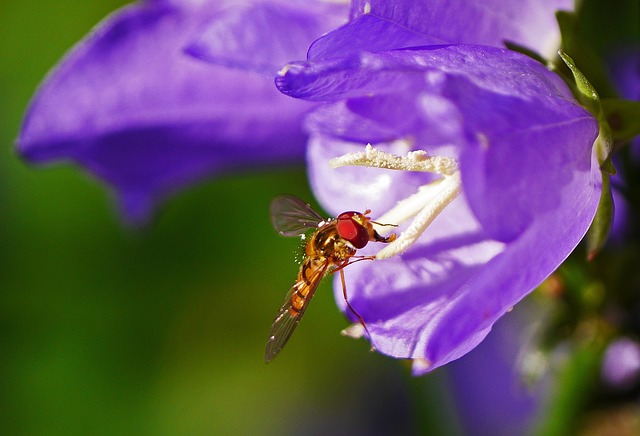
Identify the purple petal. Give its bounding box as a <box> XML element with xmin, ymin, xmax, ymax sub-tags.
<box><xmin>609</xmin><ymin>47</ymin><xmax>640</xmax><ymax>102</ymax></box>
<box><xmin>287</xmin><ymin>47</ymin><xmax>601</xmax><ymax>371</ymax></box>
<box><xmin>17</xmin><ymin>1</ymin><xmax>326</xmax><ymax>223</ymax></box>
<box><xmin>460</xmin><ymin>104</ymin><xmax>597</xmax><ymax>241</ymax></box>
<box><xmin>187</xmin><ymin>1</ymin><xmax>347</xmax><ymax>76</ymax></box>
<box><xmin>308</xmin><ymin>13</ymin><xmax>440</xmax><ymax>60</ymax></box>
<box><xmin>608</xmin><ymin>47</ymin><xmax>640</xmax><ymax>152</ymax></box>
<box><xmin>448</xmin><ymin>302</ymin><xmax>544</xmax><ymax>435</ymax></box>
<box><xmin>309</xmin><ymin>0</ymin><xmax>573</xmax><ymax>60</ymax></box>
<box><xmin>280</xmin><ymin>45</ymin><xmax>599</xmax><ymax>240</ymax></box>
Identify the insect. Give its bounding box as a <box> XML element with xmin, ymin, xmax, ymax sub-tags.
<box><xmin>265</xmin><ymin>194</ymin><xmax>397</xmax><ymax>363</ymax></box>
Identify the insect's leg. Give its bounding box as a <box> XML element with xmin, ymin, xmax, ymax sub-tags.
<box><xmin>370</xmin><ymin>220</ymin><xmax>397</xmax><ymax>227</ymax></box>
<box><xmin>339</xmin><ymin>268</ymin><xmax>376</xmax><ymax>352</ymax></box>
<box><xmin>372</xmin><ymin>229</ymin><xmax>397</xmax><ymax>243</ymax></box>
<box><xmin>333</xmin><ymin>256</ymin><xmax>376</xmax><ymax>271</ymax></box>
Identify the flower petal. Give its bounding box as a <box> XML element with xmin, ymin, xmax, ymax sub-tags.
<box><xmin>17</xmin><ymin>1</ymin><xmax>319</xmax><ymax>223</ymax></box>
<box><xmin>448</xmin><ymin>302</ymin><xmax>544</xmax><ymax>433</ymax></box>
<box><xmin>609</xmin><ymin>47</ymin><xmax>640</xmax><ymax>102</ymax></box>
<box><xmin>602</xmin><ymin>338</ymin><xmax>640</xmax><ymax>389</ymax></box>
<box><xmin>280</xmin><ymin>45</ymin><xmax>599</xmax><ymax>241</ymax></box>
<box><xmin>187</xmin><ymin>1</ymin><xmax>347</xmax><ymax>76</ymax></box>
<box><xmin>309</xmin><ymin>0</ymin><xmax>573</xmax><ymax>60</ymax></box>
<box><xmin>608</xmin><ymin>47</ymin><xmax>640</xmax><ymax>152</ymax></box>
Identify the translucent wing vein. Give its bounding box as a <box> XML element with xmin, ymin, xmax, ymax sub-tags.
<box><xmin>271</xmin><ymin>194</ymin><xmax>326</xmax><ymax>237</ymax></box>
<box><xmin>265</xmin><ymin>260</ymin><xmax>329</xmax><ymax>362</ymax></box>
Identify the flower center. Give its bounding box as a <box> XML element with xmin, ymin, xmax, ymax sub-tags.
<box><xmin>330</xmin><ymin>144</ymin><xmax>461</xmax><ymax>259</ymax></box>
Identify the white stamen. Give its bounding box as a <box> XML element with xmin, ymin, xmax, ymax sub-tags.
<box><xmin>363</xmin><ymin>2</ymin><xmax>372</xmax><ymax>14</ymax></box>
<box><xmin>331</xmin><ymin>144</ymin><xmax>462</xmax><ymax>259</ymax></box>
<box><xmin>374</xmin><ymin>177</ymin><xmax>452</xmax><ymax>227</ymax></box>
<box><xmin>341</xmin><ymin>323</ymin><xmax>365</xmax><ymax>339</ymax></box>
<box><xmin>376</xmin><ymin>173</ymin><xmax>460</xmax><ymax>259</ymax></box>
<box><xmin>331</xmin><ymin>143</ymin><xmax>458</xmax><ymax>176</ymax></box>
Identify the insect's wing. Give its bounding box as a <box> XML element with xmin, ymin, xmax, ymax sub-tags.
<box><xmin>265</xmin><ymin>261</ymin><xmax>329</xmax><ymax>362</ymax></box>
<box><xmin>271</xmin><ymin>194</ymin><xmax>325</xmax><ymax>237</ymax></box>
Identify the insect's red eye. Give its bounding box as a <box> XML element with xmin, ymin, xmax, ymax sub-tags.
<box><xmin>336</xmin><ymin>212</ymin><xmax>370</xmax><ymax>249</ymax></box>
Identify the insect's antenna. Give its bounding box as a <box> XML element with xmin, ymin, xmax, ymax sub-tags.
<box><xmin>339</xmin><ymin>269</ymin><xmax>376</xmax><ymax>352</ymax></box>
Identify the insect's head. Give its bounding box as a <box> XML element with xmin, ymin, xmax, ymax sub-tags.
<box><xmin>335</xmin><ymin>211</ymin><xmax>373</xmax><ymax>249</ymax></box>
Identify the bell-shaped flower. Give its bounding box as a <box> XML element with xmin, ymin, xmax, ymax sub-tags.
<box><xmin>274</xmin><ymin>2</ymin><xmax>601</xmax><ymax>374</ymax></box>
<box><xmin>16</xmin><ymin>0</ymin><xmax>347</xmax><ymax>223</ymax></box>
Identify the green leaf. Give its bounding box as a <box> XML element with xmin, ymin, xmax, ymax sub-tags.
<box><xmin>558</xmin><ymin>51</ymin><xmax>600</xmax><ymax>113</ymax></box>
<box><xmin>557</xmin><ymin>52</ymin><xmax>617</xmax><ymax>255</ymax></box>
<box><xmin>586</xmin><ymin>174</ymin><xmax>614</xmax><ymax>261</ymax></box>
<box><xmin>601</xmin><ymin>98</ymin><xmax>640</xmax><ymax>144</ymax></box>
<box><xmin>555</xmin><ymin>9</ymin><xmax>618</xmax><ymax>99</ymax></box>
<box><xmin>558</xmin><ymin>51</ymin><xmax>615</xmax><ymax>174</ymax></box>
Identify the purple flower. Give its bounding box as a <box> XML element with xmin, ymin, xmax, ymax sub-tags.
<box><xmin>309</xmin><ymin>0</ymin><xmax>573</xmax><ymax>61</ymax></box>
<box><xmin>602</xmin><ymin>338</ymin><xmax>640</xmax><ymax>390</ymax></box>
<box><xmin>273</xmin><ymin>2</ymin><xmax>601</xmax><ymax>374</ymax></box>
<box><xmin>17</xmin><ymin>0</ymin><xmax>347</xmax><ymax>223</ymax></box>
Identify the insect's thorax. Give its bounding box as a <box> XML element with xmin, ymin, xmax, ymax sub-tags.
<box><xmin>306</xmin><ymin>222</ymin><xmax>356</xmax><ymax>263</ymax></box>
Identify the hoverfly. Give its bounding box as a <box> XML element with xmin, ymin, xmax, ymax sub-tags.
<box><xmin>265</xmin><ymin>194</ymin><xmax>397</xmax><ymax>362</ymax></box>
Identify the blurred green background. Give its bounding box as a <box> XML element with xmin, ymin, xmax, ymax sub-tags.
<box><xmin>0</xmin><ymin>1</ymin><xmax>461</xmax><ymax>434</ymax></box>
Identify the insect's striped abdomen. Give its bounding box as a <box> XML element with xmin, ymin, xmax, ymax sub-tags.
<box><xmin>289</xmin><ymin>258</ymin><xmax>324</xmax><ymax>316</ymax></box>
